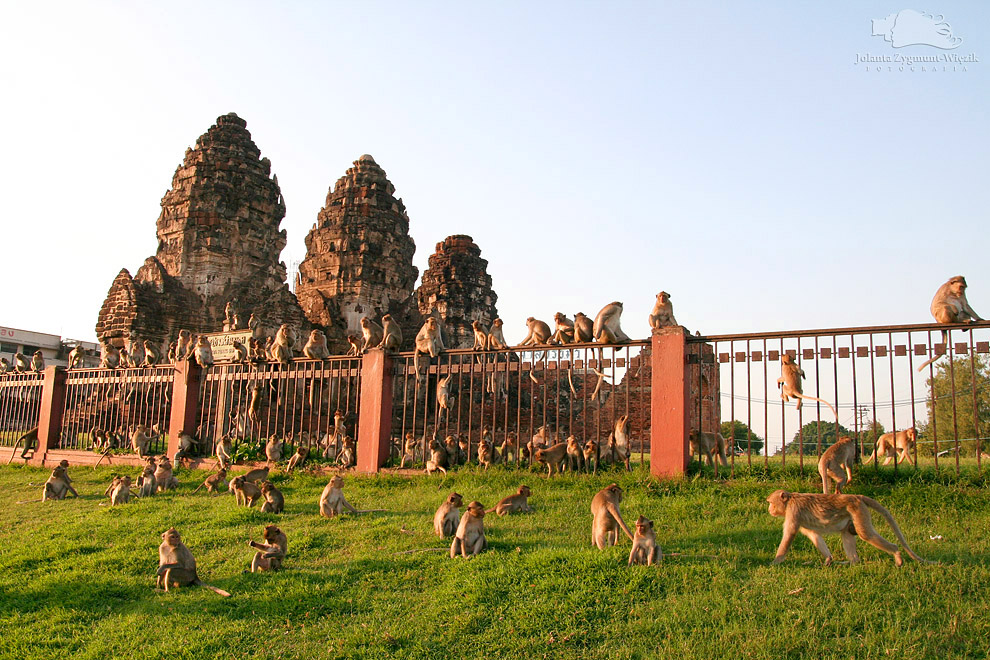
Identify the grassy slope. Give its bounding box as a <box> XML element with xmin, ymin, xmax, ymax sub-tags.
<box><xmin>0</xmin><ymin>463</ymin><xmax>987</xmax><ymax>660</ymax></box>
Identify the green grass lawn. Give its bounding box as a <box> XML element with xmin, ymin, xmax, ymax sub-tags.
<box><xmin>0</xmin><ymin>462</ymin><xmax>987</xmax><ymax>660</ymax></box>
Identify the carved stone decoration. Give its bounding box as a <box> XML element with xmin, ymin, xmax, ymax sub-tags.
<box><xmin>295</xmin><ymin>155</ymin><xmax>420</xmax><ymax>341</ymax></box>
<box><xmin>96</xmin><ymin>113</ymin><xmax>309</xmax><ymax>346</ymax></box>
<box><xmin>416</xmin><ymin>235</ymin><xmax>499</xmax><ymax>349</ymax></box>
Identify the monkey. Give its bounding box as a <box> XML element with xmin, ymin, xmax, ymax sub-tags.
<box><xmin>590</xmin><ymin>483</ymin><xmax>634</xmax><ymax>549</ymax></box>
<box><xmin>593</xmin><ymin>302</ymin><xmax>631</xmax><ymax>345</ymax></box>
<box><xmin>318</xmin><ymin>475</ymin><xmax>359</xmax><ymax>517</ymax></box>
<box><xmin>98</xmin><ymin>342</ymin><xmax>120</xmax><ymax>369</ymax></box>
<box><xmin>487</xmin><ymin>318</ymin><xmax>508</xmax><ymax>350</ymax></box>
<box><xmin>320</xmin><ymin>432</ymin><xmax>338</xmax><ymax>461</ymax></box>
<box><xmin>175</xmin><ymin>329</ymin><xmax>193</xmax><ymax>361</ymax></box>
<box><xmin>550</xmin><ymin>312</ymin><xmax>575</xmax><ymax>344</ymax></box>
<box><xmin>868</xmin><ymin>428</ymin><xmax>917</xmax><ymax>466</ymax></box>
<box><xmin>399</xmin><ymin>432</ymin><xmax>420</xmax><ymax>468</ymax></box>
<box><xmin>54</xmin><ymin>459</ymin><xmax>80</xmax><ymax>498</ymax></box>
<box><xmin>156</xmin><ymin>528</ymin><xmax>230</xmax><ymax>595</ymax></box>
<box><xmin>190</xmin><ymin>335</ymin><xmax>213</xmax><ymax>370</ymax></box>
<box><xmin>689</xmin><ymin>430</ymin><xmax>729</xmax><ymax>468</ymax></box>
<box><xmin>104</xmin><ymin>475</ymin><xmax>121</xmax><ymax>498</ymax></box>
<box><xmin>0</xmin><ymin>357</ymin><xmax>9</xmax><ymax>374</ymax></box>
<box><xmin>248</xmin><ymin>313</ymin><xmax>263</xmax><ymax>341</ymax></box>
<box><xmin>286</xmin><ymin>445</ymin><xmax>310</xmax><ymax>473</ymax></box>
<box><xmin>436</xmin><ymin>375</ymin><xmax>452</xmax><ymax>418</ymax></box>
<box><xmin>166</xmin><ymin>341</ymin><xmax>177</xmax><ymax>364</ymax></box>
<box><xmin>487</xmin><ymin>485</ymin><xmax>533</xmax><ymax>516</ymax></box>
<box><xmin>130</xmin><ymin>424</ymin><xmax>157</xmax><ymax>459</ymax></box>
<box><xmin>231</xmin><ymin>339</ymin><xmax>249</xmax><ymax>363</ymax></box>
<box><xmin>534</xmin><ymin>443</ymin><xmax>568</xmax><ymax>477</ymax></box>
<box><xmin>766</xmin><ymin>490</ymin><xmax>929</xmax><ymax>567</ymax></box>
<box><xmin>265</xmin><ymin>436</ymin><xmax>284</xmax><ymax>462</ymax></box>
<box><xmin>224</xmin><ymin>301</ymin><xmax>235</xmax><ymax>330</ymax></box>
<box><xmin>110</xmin><ymin>475</ymin><xmax>132</xmax><ymax>505</ymax></box>
<box><xmin>249</xmin><ymin>338</ymin><xmax>267</xmax><ymax>363</ymax></box>
<box><xmin>11</xmin><ymin>352</ymin><xmax>28</xmax><ymax>373</ymax></box>
<box><xmin>628</xmin><ymin>515</ymin><xmax>662</xmax><ymax>566</ymax></box>
<box><xmin>243</xmin><ymin>465</ymin><xmax>270</xmax><ymax>482</ymax></box>
<box><xmin>478</xmin><ymin>434</ymin><xmax>497</xmax><ymax>470</ymax></box>
<box><xmin>90</xmin><ymin>426</ymin><xmax>111</xmax><ymax>452</ymax></box>
<box><xmin>413</xmin><ymin>318</ymin><xmax>444</xmax><ymax>381</ymax></box>
<box><xmin>143</xmin><ymin>339</ymin><xmax>162</xmax><ymax>366</ymax></box>
<box><xmin>378</xmin><ymin>314</ymin><xmax>403</xmax><ymax>351</ymax></box>
<box><xmin>264</xmin><ymin>336</ymin><xmax>277</xmax><ymax>361</ymax></box>
<box><xmin>918</xmin><ymin>276</ymin><xmax>983</xmax><ymax>371</ymax></box>
<box><xmin>28</xmin><ymin>350</ymin><xmax>45</xmax><ymax>373</ymax></box>
<box><xmin>42</xmin><ymin>465</ymin><xmax>74</xmax><ymax>501</ymax></box>
<box><xmin>303</xmin><ymin>329</ymin><xmax>330</xmax><ymax>360</ymax></box>
<box><xmin>573</xmin><ymin>312</ymin><xmax>594</xmax><ymax>343</ymax></box>
<box><xmin>426</xmin><ymin>434</ymin><xmax>448</xmax><ymax>475</ymax></box>
<box><xmin>360</xmin><ymin>317</ymin><xmax>384</xmax><ymax>354</ymax></box>
<box><xmin>154</xmin><ymin>456</ymin><xmax>179</xmax><ymax>492</ymax></box>
<box><xmin>272</xmin><ymin>324</ymin><xmax>295</xmax><ymax>364</ymax></box>
<box><xmin>7</xmin><ymin>426</ymin><xmax>39</xmax><ymax>463</ymax></box>
<box><xmin>249</xmin><ymin>524</ymin><xmax>287</xmax><ymax>572</ymax></box>
<box><xmin>192</xmin><ymin>468</ymin><xmax>227</xmax><ymax>494</ymax></box>
<box><xmin>336</xmin><ymin>435</ymin><xmax>356</xmax><ymax>468</ymax></box>
<box><xmin>583</xmin><ymin>439</ymin><xmax>600</xmax><ymax>473</ymax></box>
<box><xmin>443</xmin><ymin>434</ymin><xmax>462</xmax><ymax>466</ymax></box>
<box><xmin>244</xmin><ymin>382</ymin><xmax>263</xmax><ymax>430</ymax></box>
<box><xmin>68</xmin><ymin>344</ymin><xmax>86</xmax><ymax>369</ymax></box>
<box><xmin>519</xmin><ymin>317</ymin><xmax>552</xmax><ymax>346</ymax></box>
<box><xmin>230</xmin><ymin>475</ymin><xmax>262</xmax><ymax>507</ymax></box>
<box><xmin>777</xmin><ymin>353</ymin><xmax>837</xmax><ymax>417</ymax></box>
<box><xmin>565</xmin><ymin>435</ymin><xmax>585</xmax><ymax>472</ymax></box>
<box><xmin>498</xmin><ymin>431</ymin><xmax>518</xmax><ymax>463</ymax></box>
<box><xmin>610</xmin><ymin>414</ymin><xmax>632</xmax><ymax>470</ymax></box>
<box><xmin>648</xmin><ymin>291</ymin><xmax>677</xmax><ymax>329</ymax></box>
<box><xmin>259</xmin><ymin>481</ymin><xmax>284</xmax><ymax>514</ymax></box>
<box><xmin>215</xmin><ymin>435</ymin><xmax>233</xmax><ymax>470</ymax></box>
<box><xmin>136</xmin><ymin>463</ymin><xmax>157</xmax><ymax>497</ymax></box>
<box><xmin>450</xmin><ymin>501</ymin><xmax>488</xmax><ymax>558</ymax></box>
<box><xmin>173</xmin><ymin>429</ymin><xmax>200</xmax><ymax>460</ymax></box>
<box><xmin>127</xmin><ymin>335</ymin><xmax>146</xmax><ymax>368</ymax></box>
<box><xmin>818</xmin><ymin>436</ymin><xmax>856</xmax><ymax>494</ymax></box>
<box><xmin>471</xmin><ymin>320</ymin><xmax>490</xmax><ymax>350</ymax></box>
<box><xmin>345</xmin><ymin>334</ymin><xmax>362</xmax><ymax>357</ymax></box>
<box><xmin>434</xmin><ymin>492</ymin><xmax>463</xmax><ymax>537</ymax></box>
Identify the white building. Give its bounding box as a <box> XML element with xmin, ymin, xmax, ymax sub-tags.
<box><xmin>0</xmin><ymin>326</ymin><xmax>100</xmax><ymax>369</ymax></box>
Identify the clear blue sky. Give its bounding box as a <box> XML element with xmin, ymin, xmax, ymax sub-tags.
<box><xmin>1</xmin><ymin>1</ymin><xmax>986</xmax><ymax>344</ymax></box>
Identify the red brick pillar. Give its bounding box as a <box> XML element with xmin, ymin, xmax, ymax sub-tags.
<box><xmin>650</xmin><ymin>327</ymin><xmax>690</xmax><ymax>477</ymax></box>
<box><xmin>34</xmin><ymin>366</ymin><xmax>68</xmax><ymax>465</ymax></box>
<box><xmin>356</xmin><ymin>349</ymin><xmax>394</xmax><ymax>473</ymax></box>
<box><xmin>168</xmin><ymin>360</ymin><xmax>202</xmax><ymax>458</ymax></box>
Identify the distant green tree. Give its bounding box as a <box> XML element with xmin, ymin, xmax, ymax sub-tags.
<box><xmin>918</xmin><ymin>355</ymin><xmax>990</xmax><ymax>456</ymax></box>
<box><xmin>720</xmin><ymin>420</ymin><xmax>765</xmax><ymax>455</ymax></box>
<box><xmin>784</xmin><ymin>420</ymin><xmax>853</xmax><ymax>455</ymax></box>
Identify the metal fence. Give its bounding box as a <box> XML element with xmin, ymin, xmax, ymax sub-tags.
<box><xmin>0</xmin><ymin>372</ymin><xmax>44</xmax><ymax>446</ymax></box>
<box><xmin>59</xmin><ymin>366</ymin><xmax>174</xmax><ymax>454</ymax></box>
<box><xmin>195</xmin><ymin>358</ymin><xmax>362</xmax><ymax>459</ymax></box>
<box><xmin>693</xmin><ymin>321</ymin><xmax>990</xmax><ymax>476</ymax></box>
<box><xmin>389</xmin><ymin>342</ymin><xmax>652</xmax><ymax>469</ymax></box>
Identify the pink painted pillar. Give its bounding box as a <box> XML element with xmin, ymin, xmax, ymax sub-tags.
<box><xmin>167</xmin><ymin>360</ymin><xmax>202</xmax><ymax>457</ymax></box>
<box><xmin>650</xmin><ymin>327</ymin><xmax>690</xmax><ymax>477</ymax></box>
<box><xmin>34</xmin><ymin>366</ymin><xmax>68</xmax><ymax>465</ymax></box>
<box><xmin>356</xmin><ymin>349</ymin><xmax>393</xmax><ymax>473</ymax></box>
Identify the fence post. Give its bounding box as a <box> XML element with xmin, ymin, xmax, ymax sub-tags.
<box><xmin>167</xmin><ymin>360</ymin><xmax>202</xmax><ymax>458</ymax></box>
<box><xmin>34</xmin><ymin>366</ymin><xmax>68</xmax><ymax>465</ymax></box>
<box><xmin>356</xmin><ymin>349</ymin><xmax>393</xmax><ymax>473</ymax></box>
<box><xmin>650</xmin><ymin>327</ymin><xmax>690</xmax><ymax>477</ymax></box>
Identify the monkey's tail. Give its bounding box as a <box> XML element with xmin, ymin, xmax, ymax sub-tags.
<box><xmin>6</xmin><ymin>438</ymin><xmax>23</xmax><ymax>465</ymax></box>
<box><xmin>201</xmin><ymin>584</ymin><xmax>232</xmax><ymax>597</ymax></box>
<box><xmin>795</xmin><ymin>393</ymin><xmax>837</xmax><ymax>419</ymax></box>
<box><xmin>863</xmin><ymin>497</ymin><xmax>930</xmax><ymax>564</ymax></box>
<box><xmin>916</xmin><ymin>351</ymin><xmax>944</xmax><ymax>373</ymax></box>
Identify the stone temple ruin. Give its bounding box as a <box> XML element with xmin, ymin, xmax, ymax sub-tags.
<box><xmin>97</xmin><ymin>113</ymin><xmax>500</xmax><ymax>350</ymax></box>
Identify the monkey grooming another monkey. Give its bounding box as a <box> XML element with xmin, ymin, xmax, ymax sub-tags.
<box><xmin>777</xmin><ymin>354</ymin><xmax>837</xmax><ymax>418</ymax></box>
<box><xmin>648</xmin><ymin>291</ymin><xmax>677</xmax><ymax>330</ymax></box>
<box><xmin>434</xmin><ymin>492</ymin><xmax>463</xmax><ymax>537</ymax></box>
<box><xmin>110</xmin><ymin>475</ymin><xmax>132</xmax><ymax>505</ymax></box>
<box><xmin>590</xmin><ymin>483</ymin><xmax>634</xmax><ymax>549</ymax></box>
<box><xmin>156</xmin><ymin>528</ymin><xmax>230</xmax><ymax>595</ymax></box>
<box><xmin>450</xmin><ymin>501</ymin><xmax>488</xmax><ymax>559</ymax></box>
<box><xmin>766</xmin><ymin>490</ymin><xmax>929</xmax><ymax>567</ymax></box>
<box><xmin>917</xmin><ymin>275</ymin><xmax>983</xmax><ymax>372</ymax></box>
<box><xmin>628</xmin><ymin>515</ymin><xmax>662</xmax><ymax>566</ymax></box>
<box><xmin>230</xmin><ymin>476</ymin><xmax>262</xmax><ymax>507</ymax></box>
<box><xmin>487</xmin><ymin>485</ymin><xmax>533</xmax><ymax>516</ymax></box>
<box><xmin>868</xmin><ymin>428</ymin><xmax>917</xmax><ymax>466</ymax></box>
<box><xmin>41</xmin><ymin>465</ymin><xmax>75</xmax><ymax>501</ymax></box>
<box><xmin>249</xmin><ymin>524</ymin><xmax>287</xmax><ymax>572</ymax></box>
<box><xmin>818</xmin><ymin>436</ymin><xmax>856</xmax><ymax>494</ymax></box>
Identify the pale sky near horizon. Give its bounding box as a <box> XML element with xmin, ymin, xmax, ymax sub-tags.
<box><xmin>1</xmin><ymin>1</ymin><xmax>987</xmax><ymax>346</ymax></box>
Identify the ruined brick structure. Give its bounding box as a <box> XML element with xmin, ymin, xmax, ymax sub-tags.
<box><xmin>295</xmin><ymin>155</ymin><xmax>420</xmax><ymax>342</ymax></box>
<box><xmin>96</xmin><ymin>113</ymin><xmax>307</xmax><ymax>345</ymax></box>
<box><xmin>416</xmin><ymin>235</ymin><xmax>499</xmax><ymax>348</ymax></box>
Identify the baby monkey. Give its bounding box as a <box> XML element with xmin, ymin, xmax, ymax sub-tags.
<box><xmin>249</xmin><ymin>524</ymin><xmax>287</xmax><ymax>572</ymax></box>
<box><xmin>627</xmin><ymin>515</ymin><xmax>662</xmax><ymax>566</ymax></box>
<box><xmin>450</xmin><ymin>501</ymin><xmax>488</xmax><ymax>559</ymax></box>
<box><xmin>487</xmin><ymin>485</ymin><xmax>533</xmax><ymax>516</ymax></box>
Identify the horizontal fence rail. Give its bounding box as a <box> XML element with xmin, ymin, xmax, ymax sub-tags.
<box><xmin>692</xmin><ymin>320</ymin><xmax>990</xmax><ymax>476</ymax></box>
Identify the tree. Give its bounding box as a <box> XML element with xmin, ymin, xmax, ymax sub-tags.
<box><xmin>919</xmin><ymin>355</ymin><xmax>990</xmax><ymax>456</ymax></box>
<box><xmin>720</xmin><ymin>420</ymin><xmax>765</xmax><ymax>455</ymax></box>
<box><xmin>784</xmin><ymin>420</ymin><xmax>852</xmax><ymax>455</ymax></box>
